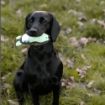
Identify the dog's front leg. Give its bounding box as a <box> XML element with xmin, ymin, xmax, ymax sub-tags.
<box><xmin>31</xmin><ymin>93</ymin><xmax>40</xmax><ymax>105</ymax></box>
<box><xmin>15</xmin><ymin>90</ymin><xmax>24</xmax><ymax>105</ymax></box>
<box><xmin>52</xmin><ymin>83</ymin><xmax>61</xmax><ymax>105</ymax></box>
<box><xmin>29</xmin><ymin>88</ymin><xmax>40</xmax><ymax>105</ymax></box>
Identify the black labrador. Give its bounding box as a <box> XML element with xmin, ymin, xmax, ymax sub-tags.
<box><xmin>13</xmin><ymin>11</ymin><xmax>63</xmax><ymax>105</ymax></box>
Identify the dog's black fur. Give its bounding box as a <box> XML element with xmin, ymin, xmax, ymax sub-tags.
<box><xmin>13</xmin><ymin>11</ymin><xmax>63</xmax><ymax>105</ymax></box>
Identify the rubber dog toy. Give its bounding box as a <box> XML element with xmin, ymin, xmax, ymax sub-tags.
<box><xmin>16</xmin><ymin>33</ymin><xmax>49</xmax><ymax>46</ymax></box>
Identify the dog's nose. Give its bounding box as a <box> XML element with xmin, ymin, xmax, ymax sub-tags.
<box><xmin>27</xmin><ymin>28</ymin><xmax>38</xmax><ymax>36</ymax></box>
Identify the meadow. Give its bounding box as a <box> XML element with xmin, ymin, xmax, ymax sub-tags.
<box><xmin>1</xmin><ymin>0</ymin><xmax>105</xmax><ymax>105</ymax></box>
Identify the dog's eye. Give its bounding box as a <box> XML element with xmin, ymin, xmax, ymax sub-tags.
<box><xmin>40</xmin><ymin>17</ymin><xmax>47</xmax><ymax>23</ymax></box>
<box><xmin>29</xmin><ymin>17</ymin><xmax>34</xmax><ymax>23</ymax></box>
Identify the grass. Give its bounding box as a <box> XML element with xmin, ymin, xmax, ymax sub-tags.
<box><xmin>1</xmin><ymin>0</ymin><xmax>105</xmax><ymax>105</ymax></box>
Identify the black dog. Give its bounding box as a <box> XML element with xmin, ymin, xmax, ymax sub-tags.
<box><xmin>13</xmin><ymin>11</ymin><xmax>63</xmax><ymax>105</ymax></box>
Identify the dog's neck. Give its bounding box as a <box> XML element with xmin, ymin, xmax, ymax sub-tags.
<box><xmin>28</xmin><ymin>42</ymin><xmax>55</xmax><ymax>58</ymax></box>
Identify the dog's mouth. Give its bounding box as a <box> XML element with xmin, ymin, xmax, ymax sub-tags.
<box><xmin>26</xmin><ymin>28</ymin><xmax>41</xmax><ymax>37</ymax></box>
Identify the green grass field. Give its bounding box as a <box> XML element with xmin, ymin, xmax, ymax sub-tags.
<box><xmin>1</xmin><ymin>0</ymin><xmax>105</xmax><ymax>105</ymax></box>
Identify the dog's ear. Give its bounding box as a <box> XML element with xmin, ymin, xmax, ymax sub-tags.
<box><xmin>48</xmin><ymin>13</ymin><xmax>60</xmax><ymax>42</ymax></box>
<box><xmin>24</xmin><ymin>13</ymin><xmax>32</xmax><ymax>31</ymax></box>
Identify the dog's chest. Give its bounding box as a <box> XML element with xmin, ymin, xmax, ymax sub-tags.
<box><xmin>24</xmin><ymin>59</ymin><xmax>57</xmax><ymax>86</ymax></box>
<box><xmin>25</xmin><ymin>69</ymin><xmax>57</xmax><ymax>94</ymax></box>
<box><xmin>24</xmin><ymin>45</ymin><xmax>59</xmax><ymax>90</ymax></box>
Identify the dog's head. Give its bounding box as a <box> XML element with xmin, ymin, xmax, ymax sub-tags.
<box><xmin>25</xmin><ymin>11</ymin><xmax>60</xmax><ymax>42</ymax></box>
